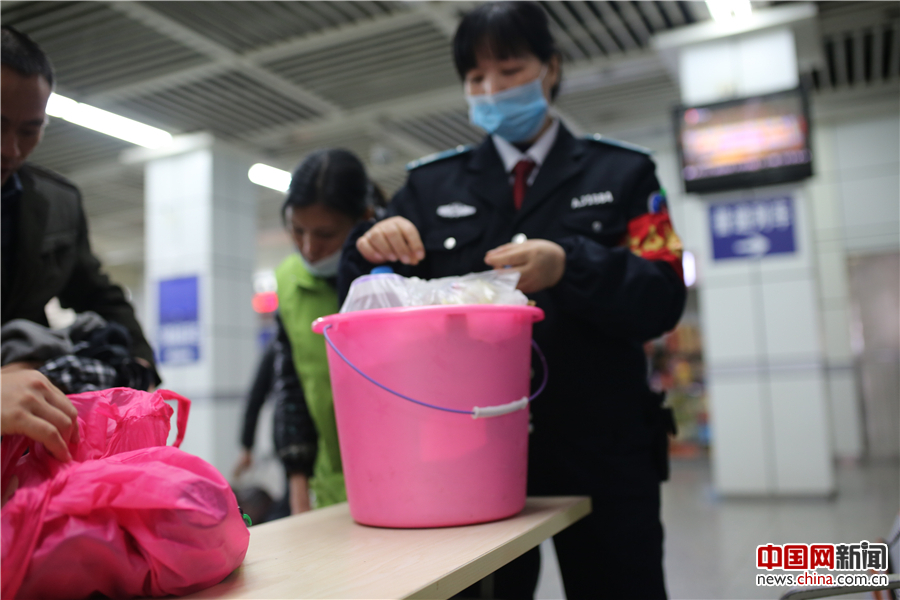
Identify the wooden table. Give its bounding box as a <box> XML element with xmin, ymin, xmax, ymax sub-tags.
<box><xmin>184</xmin><ymin>496</ymin><xmax>591</xmax><ymax>599</ymax></box>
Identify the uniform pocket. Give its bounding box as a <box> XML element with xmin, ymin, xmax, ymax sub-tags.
<box><xmin>422</xmin><ymin>220</ymin><xmax>485</xmax><ymax>253</ymax></box>
<box><xmin>420</xmin><ymin>219</ymin><xmax>490</xmax><ymax>277</ymax></box>
<box><xmin>561</xmin><ymin>207</ymin><xmax>624</xmax><ymax>245</ymax></box>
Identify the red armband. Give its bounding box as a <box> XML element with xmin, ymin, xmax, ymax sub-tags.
<box><xmin>627</xmin><ymin>211</ymin><xmax>685</xmax><ymax>282</ymax></box>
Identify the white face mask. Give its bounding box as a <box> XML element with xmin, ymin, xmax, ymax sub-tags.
<box><xmin>300</xmin><ymin>248</ymin><xmax>341</xmax><ymax>278</ymax></box>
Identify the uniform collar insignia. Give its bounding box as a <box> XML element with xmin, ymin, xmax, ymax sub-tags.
<box><xmin>436</xmin><ymin>202</ymin><xmax>477</xmax><ymax>218</ymax></box>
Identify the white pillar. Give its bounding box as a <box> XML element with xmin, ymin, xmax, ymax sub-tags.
<box><xmin>806</xmin><ymin>124</ymin><xmax>864</xmax><ymax>460</ymax></box>
<box><xmin>675</xmin><ymin>28</ymin><xmax>835</xmax><ymax>496</ymax></box>
<box><xmin>143</xmin><ymin>140</ymin><xmax>257</xmax><ymax>476</ymax></box>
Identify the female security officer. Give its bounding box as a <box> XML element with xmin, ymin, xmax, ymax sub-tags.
<box><xmin>339</xmin><ymin>3</ymin><xmax>685</xmax><ymax>598</ymax></box>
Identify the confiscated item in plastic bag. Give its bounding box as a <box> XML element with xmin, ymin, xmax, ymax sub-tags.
<box><xmin>341</xmin><ymin>269</ymin><xmax>528</xmax><ymax>313</ymax></box>
<box><xmin>1</xmin><ymin>388</ymin><xmax>250</xmax><ymax>599</ymax></box>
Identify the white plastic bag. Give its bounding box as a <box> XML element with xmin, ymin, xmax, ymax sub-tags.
<box><xmin>340</xmin><ymin>270</ymin><xmax>528</xmax><ymax>313</ymax></box>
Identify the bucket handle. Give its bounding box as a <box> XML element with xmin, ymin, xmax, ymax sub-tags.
<box><xmin>321</xmin><ymin>324</ymin><xmax>548</xmax><ymax>419</ymax></box>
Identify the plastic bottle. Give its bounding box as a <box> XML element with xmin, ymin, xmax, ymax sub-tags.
<box><xmin>340</xmin><ymin>266</ymin><xmax>407</xmax><ymax>312</ymax></box>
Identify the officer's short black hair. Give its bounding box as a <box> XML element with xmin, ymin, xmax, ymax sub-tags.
<box><xmin>282</xmin><ymin>149</ymin><xmax>385</xmax><ymax>223</ymax></box>
<box><xmin>1</xmin><ymin>26</ymin><xmax>55</xmax><ymax>88</ymax></box>
<box><xmin>453</xmin><ymin>1</ymin><xmax>561</xmax><ymax>99</ymax></box>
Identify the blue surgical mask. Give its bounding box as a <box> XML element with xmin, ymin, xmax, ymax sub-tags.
<box><xmin>466</xmin><ymin>68</ymin><xmax>549</xmax><ymax>143</ymax></box>
<box><xmin>300</xmin><ymin>249</ymin><xmax>341</xmax><ymax>278</ymax></box>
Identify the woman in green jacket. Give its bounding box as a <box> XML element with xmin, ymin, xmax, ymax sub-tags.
<box><xmin>271</xmin><ymin>148</ymin><xmax>383</xmax><ymax>513</ymax></box>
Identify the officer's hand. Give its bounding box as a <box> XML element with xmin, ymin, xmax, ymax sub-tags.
<box><xmin>357</xmin><ymin>217</ymin><xmax>425</xmax><ymax>266</ymax></box>
<box><xmin>484</xmin><ymin>239</ymin><xmax>566</xmax><ymax>294</ymax></box>
<box><xmin>1</xmin><ymin>369</ymin><xmax>79</xmax><ymax>462</ymax></box>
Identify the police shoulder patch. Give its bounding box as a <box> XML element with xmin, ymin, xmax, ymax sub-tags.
<box><xmin>584</xmin><ymin>134</ymin><xmax>652</xmax><ymax>156</ymax></box>
<box><xmin>406</xmin><ymin>145</ymin><xmax>473</xmax><ymax>171</ymax></box>
<box><xmin>648</xmin><ymin>189</ymin><xmax>668</xmax><ymax>214</ymax></box>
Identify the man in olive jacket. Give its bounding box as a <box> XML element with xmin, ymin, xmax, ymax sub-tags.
<box><xmin>1</xmin><ymin>26</ymin><xmax>158</xmax><ymax>380</ymax></box>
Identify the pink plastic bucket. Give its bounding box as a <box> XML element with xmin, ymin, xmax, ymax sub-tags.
<box><xmin>312</xmin><ymin>304</ymin><xmax>544</xmax><ymax>528</ymax></box>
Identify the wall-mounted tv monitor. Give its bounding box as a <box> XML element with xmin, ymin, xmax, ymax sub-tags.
<box><xmin>674</xmin><ymin>87</ymin><xmax>813</xmax><ymax>194</ymax></box>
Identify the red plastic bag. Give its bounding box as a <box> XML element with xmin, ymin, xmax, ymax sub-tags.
<box><xmin>1</xmin><ymin>388</ymin><xmax>250</xmax><ymax>599</ymax></box>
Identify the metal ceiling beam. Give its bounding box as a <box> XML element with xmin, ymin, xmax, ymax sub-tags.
<box><xmin>636</xmin><ymin>1</ymin><xmax>668</xmax><ymax>33</ymax></box>
<box><xmin>84</xmin><ymin>5</ymin><xmax>464</xmax><ymax>111</ymax></box>
<box><xmin>568</xmin><ymin>2</ymin><xmax>619</xmax><ymax>56</ymax></box>
<box><xmin>542</xmin><ymin>3</ymin><xmax>591</xmax><ymax>60</ymax></box>
<box><xmin>246</xmin><ymin>9</ymin><xmax>427</xmax><ymax>63</ymax></box>
<box><xmin>594</xmin><ymin>1</ymin><xmax>641</xmax><ymax>51</ymax></box>
<box><xmin>247</xmin><ymin>83</ymin><xmax>467</xmax><ymax>145</ymax></box>
<box><xmin>247</xmin><ymin>50</ymin><xmax>664</xmax><ymax>151</ymax></box>
<box><xmin>106</xmin><ymin>1</ymin><xmax>342</xmax><ymax>116</ymax></box>
<box><xmin>618</xmin><ymin>1</ymin><xmax>654</xmax><ymax>46</ymax></box>
<box><xmin>408</xmin><ymin>1</ymin><xmax>476</xmax><ymax>39</ymax></box>
<box><xmin>818</xmin><ymin>4</ymin><xmax>900</xmax><ymax>36</ymax></box>
<box><xmin>560</xmin><ymin>49</ymin><xmax>668</xmax><ymax>94</ymax></box>
<box><xmin>83</xmin><ymin>62</ymin><xmax>231</xmax><ymax>106</ymax></box>
<box><xmin>684</xmin><ymin>1</ymin><xmax>711</xmax><ymax>23</ymax></box>
<box><xmin>376</xmin><ymin>126</ymin><xmax>441</xmax><ymax>159</ymax></box>
<box><xmin>549</xmin><ymin>2</ymin><xmax>607</xmax><ymax>57</ymax></box>
<box><xmin>657</xmin><ymin>1</ymin><xmax>687</xmax><ymax>28</ymax></box>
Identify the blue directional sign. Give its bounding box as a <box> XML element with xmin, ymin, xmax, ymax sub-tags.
<box><xmin>158</xmin><ymin>276</ymin><xmax>200</xmax><ymax>365</ymax></box>
<box><xmin>710</xmin><ymin>196</ymin><xmax>796</xmax><ymax>261</ymax></box>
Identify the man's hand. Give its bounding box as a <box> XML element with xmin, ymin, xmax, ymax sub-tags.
<box><xmin>233</xmin><ymin>448</ymin><xmax>253</xmax><ymax>479</ymax></box>
<box><xmin>484</xmin><ymin>239</ymin><xmax>566</xmax><ymax>294</ymax></box>
<box><xmin>356</xmin><ymin>217</ymin><xmax>425</xmax><ymax>266</ymax></box>
<box><xmin>2</xmin><ymin>475</ymin><xmax>18</xmax><ymax>507</ymax></box>
<box><xmin>288</xmin><ymin>474</ymin><xmax>312</xmax><ymax>515</ymax></box>
<box><xmin>134</xmin><ymin>357</ymin><xmax>157</xmax><ymax>392</ymax></box>
<box><xmin>1</xmin><ymin>361</ymin><xmax>41</xmax><ymax>373</ymax></box>
<box><xmin>1</xmin><ymin>369</ymin><xmax>79</xmax><ymax>462</ymax></box>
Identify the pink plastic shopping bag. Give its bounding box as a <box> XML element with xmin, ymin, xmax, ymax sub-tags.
<box><xmin>1</xmin><ymin>388</ymin><xmax>250</xmax><ymax>599</ymax></box>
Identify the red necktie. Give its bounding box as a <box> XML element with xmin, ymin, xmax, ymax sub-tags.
<box><xmin>512</xmin><ymin>159</ymin><xmax>536</xmax><ymax>210</ymax></box>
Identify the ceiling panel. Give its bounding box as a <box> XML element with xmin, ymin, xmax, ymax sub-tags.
<box><xmin>2</xmin><ymin>1</ymin><xmax>210</xmax><ymax>95</ymax></box>
<box><xmin>146</xmin><ymin>1</ymin><xmax>403</xmax><ymax>53</ymax></box>
<box><xmin>114</xmin><ymin>71</ymin><xmax>322</xmax><ymax>138</ymax></box>
<box><xmin>263</xmin><ymin>20</ymin><xmax>457</xmax><ymax>109</ymax></box>
<box><xmin>388</xmin><ymin>108</ymin><xmax>484</xmax><ymax>152</ymax></box>
<box><xmin>556</xmin><ymin>73</ymin><xmax>680</xmax><ymax>130</ymax></box>
<box><xmin>5</xmin><ymin>0</ymin><xmax>895</xmax><ymax>271</ymax></box>
<box><xmin>270</xmin><ymin>129</ymin><xmax>380</xmax><ymax>169</ymax></box>
<box><xmin>811</xmin><ymin>0</ymin><xmax>900</xmax><ymax>91</ymax></box>
<box><xmin>28</xmin><ymin>120</ymin><xmax>134</xmax><ymax>175</ymax></box>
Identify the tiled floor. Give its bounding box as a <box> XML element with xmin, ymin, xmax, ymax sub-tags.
<box><xmin>536</xmin><ymin>458</ymin><xmax>900</xmax><ymax>600</ymax></box>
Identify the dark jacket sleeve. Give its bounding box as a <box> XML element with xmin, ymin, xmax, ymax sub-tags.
<box><xmin>240</xmin><ymin>339</ymin><xmax>277</xmax><ymax>450</ymax></box>
<box><xmin>551</xmin><ymin>158</ymin><xmax>686</xmax><ymax>343</ymax></box>
<box><xmin>57</xmin><ymin>201</ymin><xmax>159</xmax><ymax>380</ymax></box>
<box><xmin>271</xmin><ymin>314</ymin><xmax>318</xmax><ymax>476</ymax></box>
<box><xmin>337</xmin><ymin>182</ymin><xmax>427</xmax><ymax>305</ymax></box>
<box><xmin>338</xmin><ymin>221</ymin><xmax>377</xmax><ymax>306</ymax></box>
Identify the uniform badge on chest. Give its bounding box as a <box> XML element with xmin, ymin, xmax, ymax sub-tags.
<box><xmin>436</xmin><ymin>202</ymin><xmax>477</xmax><ymax>218</ymax></box>
<box><xmin>571</xmin><ymin>191</ymin><xmax>614</xmax><ymax>210</ymax></box>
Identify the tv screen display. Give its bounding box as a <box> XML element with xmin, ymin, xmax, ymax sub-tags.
<box><xmin>674</xmin><ymin>87</ymin><xmax>813</xmax><ymax>194</ymax></box>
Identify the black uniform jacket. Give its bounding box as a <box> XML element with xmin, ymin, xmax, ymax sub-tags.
<box><xmin>1</xmin><ymin>164</ymin><xmax>158</xmax><ymax>374</ymax></box>
<box><xmin>340</xmin><ymin>123</ymin><xmax>686</xmax><ymax>497</ymax></box>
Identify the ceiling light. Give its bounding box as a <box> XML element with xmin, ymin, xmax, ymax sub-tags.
<box><xmin>705</xmin><ymin>0</ymin><xmax>752</xmax><ymax>23</ymax></box>
<box><xmin>683</xmin><ymin>250</ymin><xmax>697</xmax><ymax>287</ymax></box>
<box><xmin>248</xmin><ymin>163</ymin><xmax>291</xmax><ymax>192</ymax></box>
<box><xmin>45</xmin><ymin>93</ymin><xmax>172</xmax><ymax>149</ymax></box>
